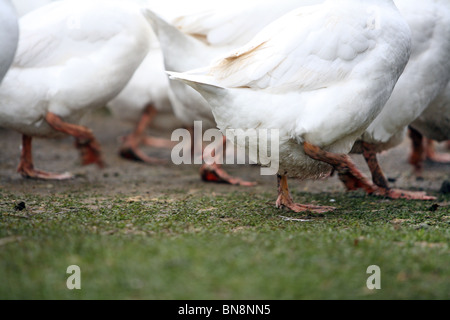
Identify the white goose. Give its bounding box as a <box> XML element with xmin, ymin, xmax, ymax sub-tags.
<box><xmin>145</xmin><ymin>0</ymin><xmax>324</xmax><ymax>186</ymax></box>
<box><xmin>0</xmin><ymin>0</ymin><xmax>152</xmax><ymax>180</ymax></box>
<box><xmin>0</xmin><ymin>0</ymin><xmax>19</xmax><ymax>84</ymax></box>
<box><xmin>9</xmin><ymin>0</ymin><xmax>173</xmax><ymax>164</ymax></box>
<box><xmin>339</xmin><ymin>0</ymin><xmax>450</xmax><ymax>199</ymax></box>
<box><xmin>408</xmin><ymin>83</ymin><xmax>450</xmax><ymax>174</ymax></box>
<box><xmin>169</xmin><ymin>0</ymin><xmax>412</xmax><ymax>213</ymax></box>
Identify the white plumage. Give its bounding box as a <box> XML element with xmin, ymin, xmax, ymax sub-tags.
<box><xmin>0</xmin><ymin>0</ymin><xmax>153</xmax><ymax>179</ymax></box>
<box><xmin>9</xmin><ymin>0</ymin><xmax>176</xmax><ymax>164</ymax></box>
<box><xmin>410</xmin><ymin>83</ymin><xmax>450</xmax><ymax>144</ymax></box>
<box><xmin>169</xmin><ymin>0</ymin><xmax>412</xmax><ymax>212</ymax></box>
<box><xmin>361</xmin><ymin>0</ymin><xmax>450</xmax><ymax>149</ymax></box>
<box><xmin>0</xmin><ymin>0</ymin><xmax>19</xmax><ymax>84</ymax></box>
<box><xmin>331</xmin><ymin>0</ymin><xmax>450</xmax><ymax>198</ymax></box>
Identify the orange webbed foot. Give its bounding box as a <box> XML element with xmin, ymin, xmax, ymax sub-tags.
<box><xmin>17</xmin><ymin>135</ymin><xmax>75</xmax><ymax>180</ymax></box>
<box><xmin>275</xmin><ymin>174</ymin><xmax>335</xmax><ymax>214</ymax></box>
<box><xmin>373</xmin><ymin>188</ymin><xmax>436</xmax><ymax>201</ymax></box>
<box><xmin>200</xmin><ymin>163</ymin><xmax>256</xmax><ymax>186</ymax></box>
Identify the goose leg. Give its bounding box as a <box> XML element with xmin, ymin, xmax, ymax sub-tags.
<box><xmin>119</xmin><ymin>103</ymin><xmax>172</xmax><ymax>164</ymax></box>
<box><xmin>408</xmin><ymin>127</ymin><xmax>426</xmax><ymax>176</ymax></box>
<box><xmin>200</xmin><ymin>136</ymin><xmax>256</xmax><ymax>186</ymax></box>
<box><xmin>303</xmin><ymin>141</ymin><xmax>377</xmax><ymax>195</ymax></box>
<box><xmin>200</xmin><ymin>163</ymin><xmax>257</xmax><ymax>186</ymax></box>
<box><xmin>17</xmin><ymin>135</ymin><xmax>74</xmax><ymax>180</ymax></box>
<box><xmin>362</xmin><ymin>142</ymin><xmax>436</xmax><ymax>200</ymax></box>
<box><xmin>424</xmin><ymin>138</ymin><xmax>450</xmax><ymax>164</ymax></box>
<box><xmin>45</xmin><ymin>112</ymin><xmax>105</xmax><ymax>168</ymax></box>
<box><xmin>275</xmin><ymin>174</ymin><xmax>335</xmax><ymax>213</ymax></box>
<box><xmin>142</xmin><ymin>136</ymin><xmax>178</xmax><ymax>149</ymax></box>
<box><xmin>187</xmin><ymin>125</ymin><xmax>199</xmax><ymax>159</ymax></box>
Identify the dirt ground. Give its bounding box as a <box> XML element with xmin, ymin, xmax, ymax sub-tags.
<box><xmin>0</xmin><ymin>108</ymin><xmax>448</xmax><ymax>200</ymax></box>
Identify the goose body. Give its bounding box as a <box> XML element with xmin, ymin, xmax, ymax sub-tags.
<box><xmin>330</xmin><ymin>0</ymin><xmax>450</xmax><ymax>196</ymax></box>
<box><xmin>0</xmin><ymin>0</ymin><xmax>153</xmax><ymax>179</ymax></box>
<box><xmin>1</xmin><ymin>0</ymin><xmax>151</xmax><ymax>137</ymax></box>
<box><xmin>359</xmin><ymin>0</ymin><xmax>450</xmax><ymax>151</ymax></box>
<box><xmin>170</xmin><ymin>0</ymin><xmax>411</xmax><ymax>178</ymax></box>
<box><xmin>0</xmin><ymin>0</ymin><xmax>19</xmax><ymax>84</ymax></box>
<box><xmin>169</xmin><ymin>0</ymin><xmax>412</xmax><ymax>211</ymax></box>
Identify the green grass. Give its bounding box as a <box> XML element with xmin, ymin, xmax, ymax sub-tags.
<box><xmin>0</xmin><ymin>190</ymin><xmax>449</xmax><ymax>300</ymax></box>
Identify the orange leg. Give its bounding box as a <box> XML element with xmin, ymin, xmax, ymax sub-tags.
<box><xmin>119</xmin><ymin>104</ymin><xmax>176</xmax><ymax>164</ymax></box>
<box><xmin>200</xmin><ymin>135</ymin><xmax>256</xmax><ymax>186</ymax></box>
<box><xmin>45</xmin><ymin>112</ymin><xmax>105</xmax><ymax>168</ymax></box>
<box><xmin>303</xmin><ymin>141</ymin><xmax>377</xmax><ymax>195</ymax></box>
<box><xmin>119</xmin><ymin>103</ymin><xmax>174</xmax><ymax>164</ymax></box>
<box><xmin>362</xmin><ymin>142</ymin><xmax>436</xmax><ymax>200</ymax></box>
<box><xmin>142</xmin><ymin>136</ymin><xmax>178</xmax><ymax>149</ymax></box>
<box><xmin>302</xmin><ymin>141</ymin><xmax>434</xmax><ymax>200</ymax></box>
<box><xmin>200</xmin><ymin>163</ymin><xmax>257</xmax><ymax>186</ymax></box>
<box><xmin>408</xmin><ymin>127</ymin><xmax>426</xmax><ymax>177</ymax></box>
<box><xmin>275</xmin><ymin>174</ymin><xmax>335</xmax><ymax>213</ymax></box>
<box><xmin>17</xmin><ymin>135</ymin><xmax>74</xmax><ymax>180</ymax></box>
<box><xmin>187</xmin><ymin>125</ymin><xmax>198</xmax><ymax>159</ymax></box>
<box><xmin>424</xmin><ymin>138</ymin><xmax>450</xmax><ymax>164</ymax></box>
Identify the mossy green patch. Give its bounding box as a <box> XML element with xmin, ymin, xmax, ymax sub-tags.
<box><xmin>0</xmin><ymin>190</ymin><xmax>449</xmax><ymax>299</ymax></box>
